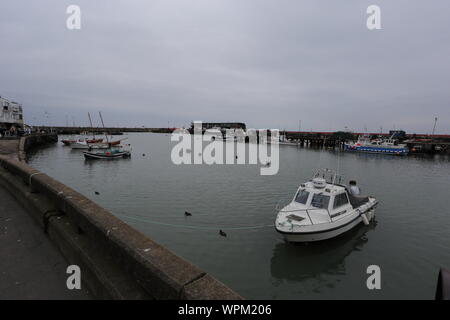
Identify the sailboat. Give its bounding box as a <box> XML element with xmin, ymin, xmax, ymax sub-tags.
<box><xmin>70</xmin><ymin>113</ymin><xmax>106</xmax><ymax>149</ymax></box>
<box><xmin>82</xmin><ymin>112</ymin><xmax>131</xmax><ymax>159</ymax></box>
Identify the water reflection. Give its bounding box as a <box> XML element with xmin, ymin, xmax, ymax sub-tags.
<box><xmin>27</xmin><ymin>133</ymin><xmax>450</xmax><ymax>299</ymax></box>
<box><xmin>270</xmin><ymin>222</ymin><xmax>377</xmax><ymax>283</ymax></box>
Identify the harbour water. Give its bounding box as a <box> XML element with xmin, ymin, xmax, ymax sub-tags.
<box><xmin>27</xmin><ymin>133</ymin><xmax>450</xmax><ymax>299</ymax></box>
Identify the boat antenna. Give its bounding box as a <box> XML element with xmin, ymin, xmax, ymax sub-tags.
<box><xmin>88</xmin><ymin>112</ymin><xmax>95</xmax><ymax>139</ymax></box>
<box><xmin>335</xmin><ymin>141</ymin><xmax>341</xmax><ymax>185</ymax></box>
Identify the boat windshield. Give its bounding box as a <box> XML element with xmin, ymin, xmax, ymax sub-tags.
<box><xmin>295</xmin><ymin>189</ymin><xmax>309</xmax><ymax>204</ymax></box>
<box><xmin>311</xmin><ymin>193</ymin><xmax>330</xmax><ymax>209</ymax></box>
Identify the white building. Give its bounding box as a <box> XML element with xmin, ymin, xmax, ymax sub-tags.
<box><xmin>0</xmin><ymin>96</ymin><xmax>24</xmax><ymax>130</ymax></box>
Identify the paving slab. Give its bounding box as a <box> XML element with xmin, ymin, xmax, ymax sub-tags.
<box><xmin>0</xmin><ymin>185</ymin><xmax>92</xmax><ymax>299</ymax></box>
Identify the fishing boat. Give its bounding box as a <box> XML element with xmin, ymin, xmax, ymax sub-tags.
<box><xmin>83</xmin><ymin>149</ymin><xmax>131</xmax><ymax>160</ymax></box>
<box><xmin>275</xmin><ymin>168</ymin><xmax>378</xmax><ymax>242</ymax></box>
<box><xmin>344</xmin><ymin>134</ymin><xmax>408</xmax><ymax>155</ymax></box>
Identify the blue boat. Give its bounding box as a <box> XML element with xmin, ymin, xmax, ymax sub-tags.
<box><xmin>344</xmin><ymin>135</ymin><xmax>409</xmax><ymax>155</ymax></box>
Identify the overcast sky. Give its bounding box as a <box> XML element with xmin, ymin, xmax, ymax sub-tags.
<box><xmin>1</xmin><ymin>0</ymin><xmax>449</xmax><ymax>133</ymax></box>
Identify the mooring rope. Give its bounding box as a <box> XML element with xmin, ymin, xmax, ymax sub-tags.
<box><xmin>115</xmin><ymin>213</ymin><xmax>275</xmax><ymax>231</ymax></box>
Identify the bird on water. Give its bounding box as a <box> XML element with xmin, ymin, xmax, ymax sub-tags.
<box><xmin>219</xmin><ymin>230</ymin><xmax>227</xmax><ymax>237</ymax></box>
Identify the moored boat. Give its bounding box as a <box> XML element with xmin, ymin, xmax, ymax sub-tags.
<box><xmin>61</xmin><ymin>139</ymin><xmax>76</xmax><ymax>146</ymax></box>
<box><xmin>83</xmin><ymin>149</ymin><xmax>131</xmax><ymax>160</ymax></box>
<box><xmin>70</xmin><ymin>141</ymin><xmax>110</xmax><ymax>149</ymax></box>
<box><xmin>275</xmin><ymin>169</ymin><xmax>378</xmax><ymax>242</ymax></box>
<box><xmin>344</xmin><ymin>134</ymin><xmax>408</xmax><ymax>155</ymax></box>
<box><xmin>62</xmin><ymin>138</ymin><xmax>103</xmax><ymax>146</ymax></box>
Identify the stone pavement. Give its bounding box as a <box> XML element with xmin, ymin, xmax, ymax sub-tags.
<box><xmin>0</xmin><ymin>139</ymin><xmax>19</xmax><ymax>160</ymax></box>
<box><xmin>0</xmin><ymin>141</ymin><xmax>92</xmax><ymax>300</ymax></box>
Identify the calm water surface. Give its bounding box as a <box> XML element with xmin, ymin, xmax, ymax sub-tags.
<box><xmin>27</xmin><ymin>133</ymin><xmax>450</xmax><ymax>299</ymax></box>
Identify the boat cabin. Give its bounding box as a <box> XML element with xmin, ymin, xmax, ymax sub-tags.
<box><xmin>276</xmin><ymin>169</ymin><xmax>378</xmax><ymax>242</ymax></box>
<box><xmin>293</xmin><ymin>178</ymin><xmax>354</xmax><ymax>221</ymax></box>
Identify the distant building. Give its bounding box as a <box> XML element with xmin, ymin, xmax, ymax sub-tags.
<box><xmin>191</xmin><ymin>122</ymin><xmax>247</xmax><ymax>130</ymax></box>
<box><xmin>0</xmin><ymin>96</ymin><xmax>24</xmax><ymax>131</ymax></box>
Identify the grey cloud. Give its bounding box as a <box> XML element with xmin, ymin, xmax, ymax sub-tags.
<box><xmin>0</xmin><ymin>0</ymin><xmax>449</xmax><ymax>133</ymax></box>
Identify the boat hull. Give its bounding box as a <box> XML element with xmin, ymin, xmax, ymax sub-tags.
<box><xmin>277</xmin><ymin>216</ymin><xmax>364</xmax><ymax>242</ymax></box>
<box><xmin>61</xmin><ymin>140</ymin><xmax>75</xmax><ymax>146</ymax></box>
<box><xmin>83</xmin><ymin>151</ymin><xmax>131</xmax><ymax>160</ymax></box>
<box><xmin>276</xmin><ymin>203</ymin><xmax>377</xmax><ymax>243</ymax></box>
<box><xmin>279</xmin><ymin>141</ymin><xmax>300</xmax><ymax>146</ymax></box>
<box><xmin>344</xmin><ymin>144</ymin><xmax>408</xmax><ymax>155</ymax></box>
<box><xmin>71</xmin><ymin>143</ymin><xmax>110</xmax><ymax>149</ymax></box>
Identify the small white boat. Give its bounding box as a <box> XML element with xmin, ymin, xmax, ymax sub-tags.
<box><xmin>275</xmin><ymin>169</ymin><xmax>378</xmax><ymax>242</ymax></box>
<box><xmin>70</xmin><ymin>141</ymin><xmax>110</xmax><ymax>150</ymax></box>
<box><xmin>279</xmin><ymin>134</ymin><xmax>300</xmax><ymax>146</ymax></box>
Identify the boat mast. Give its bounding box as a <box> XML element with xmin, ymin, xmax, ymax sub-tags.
<box><xmin>88</xmin><ymin>112</ymin><xmax>95</xmax><ymax>139</ymax></box>
<box><xmin>99</xmin><ymin>111</ymin><xmax>109</xmax><ymax>143</ymax></box>
<box><xmin>432</xmin><ymin>117</ymin><xmax>438</xmax><ymax>135</ymax></box>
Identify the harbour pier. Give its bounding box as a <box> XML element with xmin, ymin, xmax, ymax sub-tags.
<box><xmin>33</xmin><ymin>125</ymin><xmax>450</xmax><ymax>154</ymax></box>
<box><xmin>282</xmin><ymin>131</ymin><xmax>450</xmax><ymax>154</ymax></box>
<box><xmin>282</xmin><ymin>131</ymin><xmax>350</xmax><ymax>148</ymax></box>
<box><xmin>37</xmin><ymin>126</ymin><xmax>175</xmax><ymax>134</ymax></box>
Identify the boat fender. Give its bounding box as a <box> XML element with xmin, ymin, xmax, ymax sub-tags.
<box><xmin>368</xmin><ymin>209</ymin><xmax>374</xmax><ymax>221</ymax></box>
<box><xmin>361</xmin><ymin>213</ymin><xmax>370</xmax><ymax>225</ymax></box>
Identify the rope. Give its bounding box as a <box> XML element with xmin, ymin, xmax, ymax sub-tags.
<box><xmin>115</xmin><ymin>213</ymin><xmax>275</xmax><ymax>231</ymax></box>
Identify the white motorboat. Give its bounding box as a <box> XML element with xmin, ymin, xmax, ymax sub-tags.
<box><xmin>70</xmin><ymin>141</ymin><xmax>110</xmax><ymax>150</ymax></box>
<box><xmin>275</xmin><ymin>169</ymin><xmax>378</xmax><ymax>242</ymax></box>
<box><xmin>278</xmin><ymin>134</ymin><xmax>299</xmax><ymax>146</ymax></box>
<box><xmin>206</xmin><ymin>127</ymin><xmax>241</xmax><ymax>142</ymax></box>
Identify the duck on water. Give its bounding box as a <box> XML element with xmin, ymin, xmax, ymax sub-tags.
<box><xmin>275</xmin><ymin>168</ymin><xmax>378</xmax><ymax>242</ymax></box>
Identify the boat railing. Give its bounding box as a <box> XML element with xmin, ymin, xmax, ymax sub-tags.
<box><xmin>312</xmin><ymin>168</ymin><xmax>344</xmax><ymax>185</ymax></box>
<box><xmin>278</xmin><ymin>207</ymin><xmax>333</xmax><ymax>226</ymax></box>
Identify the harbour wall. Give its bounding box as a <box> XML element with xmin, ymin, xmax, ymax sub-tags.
<box><xmin>0</xmin><ymin>135</ymin><xmax>242</xmax><ymax>300</ymax></box>
<box><xmin>43</xmin><ymin>126</ymin><xmax>450</xmax><ymax>154</ymax></box>
<box><xmin>18</xmin><ymin>133</ymin><xmax>58</xmax><ymax>161</ymax></box>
